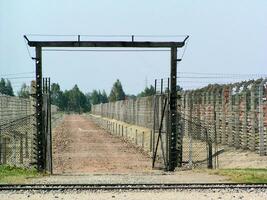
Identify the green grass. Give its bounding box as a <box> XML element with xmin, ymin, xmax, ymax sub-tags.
<box><xmin>0</xmin><ymin>165</ymin><xmax>42</xmax><ymax>184</ymax></box>
<box><xmin>211</xmin><ymin>168</ymin><xmax>267</xmax><ymax>183</ymax></box>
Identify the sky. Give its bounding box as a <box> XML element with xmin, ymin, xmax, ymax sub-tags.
<box><xmin>0</xmin><ymin>0</ymin><xmax>267</xmax><ymax>95</ymax></box>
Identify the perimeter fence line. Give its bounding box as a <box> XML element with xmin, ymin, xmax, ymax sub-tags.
<box><xmin>92</xmin><ymin>78</ymin><xmax>267</xmax><ymax>156</ymax></box>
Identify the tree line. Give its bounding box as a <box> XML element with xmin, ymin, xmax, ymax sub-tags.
<box><xmin>0</xmin><ymin>77</ymin><xmax>156</xmax><ymax>113</ymax></box>
<box><xmin>50</xmin><ymin>79</ymin><xmax>156</xmax><ymax>112</ymax></box>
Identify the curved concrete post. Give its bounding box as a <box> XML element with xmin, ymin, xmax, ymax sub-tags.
<box><xmin>259</xmin><ymin>78</ymin><xmax>267</xmax><ymax>155</ymax></box>
<box><xmin>227</xmin><ymin>84</ymin><xmax>234</xmax><ymax>146</ymax></box>
<box><xmin>221</xmin><ymin>85</ymin><xmax>228</xmax><ymax>145</ymax></box>
<box><xmin>240</xmin><ymin>80</ymin><xmax>254</xmax><ymax>149</ymax></box>
<box><xmin>249</xmin><ymin>81</ymin><xmax>259</xmax><ymax>151</ymax></box>
<box><xmin>233</xmin><ymin>82</ymin><xmax>244</xmax><ymax>148</ymax></box>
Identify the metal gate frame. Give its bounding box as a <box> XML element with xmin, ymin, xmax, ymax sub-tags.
<box><xmin>24</xmin><ymin>35</ymin><xmax>189</xmax><ymax>172</ymax></box>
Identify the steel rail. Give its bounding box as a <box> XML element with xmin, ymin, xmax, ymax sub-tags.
<box><xmin>0</xmin><ymin>183</ymin><xmax>266</xmax><ymax>191</ymax></box>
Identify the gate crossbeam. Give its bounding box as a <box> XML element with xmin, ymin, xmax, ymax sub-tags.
<box><xmin>27</xmin><ymin>41</ymin><xmax>185</xmax><ymax>48</ymax></box>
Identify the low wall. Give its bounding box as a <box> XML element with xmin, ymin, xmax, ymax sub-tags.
<box><xmin>90</xmin><ymin>114</ymin><xmax>154</xmax><ymax>154</ymax></box>
<box><xmin>90</xmin><ymin>114</ymin><xmax>211</xmax><ymax>168</ymax></box>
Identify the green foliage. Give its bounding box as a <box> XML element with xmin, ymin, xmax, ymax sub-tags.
<box><xmin>50</xmin><ymin>83</ymin><xmax>90</xmax><ymax>113</ymax></box>
<box><xmin>88</xmin><ymin>89</ymin><xmax>109</xmax><ymax>105</ymax></box>
<box><xmin>109</xmin><ymin>79</ymin><xmax>126</xmax><ymax>102</ymax></box>
<box><xmin>0</xmin><ymin>78</ymin><xmax>14</xmax><ymax>96</ymax></box>
<box><xmin>51</xmin><ymin>83</ymin><xmax>65</xmax><ymax>110</ymax></box>
<box><xmin>64</xmin><ymin>84</ymin><xmax>90</xmax><ymax>113</ymax></box>
<box><xmin>211</xmin><ymin>168</ymin><xmax>267</xmax><ymax>183</ymax></box>
<box><xmin>17</xmin><ymin>83</ymin><xmax>30</xmax><ymax>98</ymax></box>
<box><xmin>90</xmin><ymin>90</ymin><xmax>101</xmax><ymax>105</ymax></box>
<box><xmin>0</xmin><ymin>165</ymin><xmax>41</xmax><ymax>183</ymax></box>
<box><xmin>100</xmin><ymin>90</ymin><xmax>108</xmax><ymax>103</ymax></box>
<box><xmin>126</xmin><ymin>94</ymin><xmax>137</xmax><ymax>100</ymax></box>
<box><xmin>137</xmin><ymin>85</ymin><xmax>155</xmax><ymax>97</ymax></box>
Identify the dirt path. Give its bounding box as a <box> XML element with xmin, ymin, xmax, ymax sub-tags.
<box><xmin>52</xmin><ymin>115</ymin><xmax>153</xmax><ymax>174</ymax></box>
<box><xmin>30</xmin><ymin>114</ymin><xmax>230</xmax><ymax>184</ymax></box>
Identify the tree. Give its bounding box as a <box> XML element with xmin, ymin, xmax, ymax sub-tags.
<box><xmin>50</xmin><ymin>83</ymin><xmax>65</xmax><ymax>110</ymax></box>
<box><xmin>109</xmin><ymin>79</ymin><xmax>126</xmax><ymax>102</ymax></box>
<box><xmin>100</xmin><ymin>90</ymin><xmax>108</xmax><ymax>103</ymax></box>
<box><xmin>0</xmin><ymin>78</ymin><xmax>6</xmax><ymax>95</ymax></box>
<box><xmin>17</xmin><ymin>83</ymin><xmax>30</xmax><ymax>98</ymax></box>
<box><xmin>138</xmin><ymin>85</ymin><xmax>155</xmax><ymax>97</ymax></box>
<box><xmin>90</xmin><ymin>90</ymin><xmax>101</xmax><ymax>105</ymax></box>
<box><xmin>0</xmin><ymin>78</ymin><xmax>14</xmax><ymax>96</ymax></box>
<box><xmin>6</xmin><ymin>80</ymin><xmax>14</xmax><ymax>96</ymax></box>
<box><xmin>63</xmin><ymin>85</ymin><xmax>90</xmax><ymax>113</ymax></box>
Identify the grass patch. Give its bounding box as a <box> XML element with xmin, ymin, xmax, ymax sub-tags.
<box><xmin>0</xmin><ymin>165</ymin><xmax>42</xmax><ymax>184</ymax></box>
<box><xmin>210</xmin><ymin>168</ymin><xmax>267</xmax><ymax>183</ymax></box>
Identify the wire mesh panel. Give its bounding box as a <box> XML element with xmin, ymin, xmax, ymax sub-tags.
<box><xmin>180</xmin><ymin>116</ymin><xmax>213</xmax><ymax>169</ymax></box>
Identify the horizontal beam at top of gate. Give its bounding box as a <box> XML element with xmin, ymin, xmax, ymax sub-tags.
<box><xmin>27</xmin><ymin>41</ymin><xmax>186</xmax><ymax>48</ymax></box>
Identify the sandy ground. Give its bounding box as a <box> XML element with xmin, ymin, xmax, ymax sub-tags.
<box><xmin>52</xmin><ymin>115</ymin><xmax>153</xmax><ymax>174</ymax></box>
<box><xmin>0</xmin><ymin>189</ymin><xmax>266</xmax><ymax>200</ymax></box>
<box><xmin>216</xmin><ymin>146</ymin><xmax>267</xmax><ymax>168</ymax></box>
<box><xmin>30</xmin><ymin>114</ymin><xmax>229</xmax><ymax>184</ymax></box>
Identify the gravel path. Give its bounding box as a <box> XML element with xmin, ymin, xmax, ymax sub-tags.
<box><xmin>0</xmin><ymin>189</ymin><xmax>266</xmax><ymax>200</ymax></box>
<box><xmin>52</xmin><ymin>115</ymin><xmax>153</xmax><ymax>174</ymax></box>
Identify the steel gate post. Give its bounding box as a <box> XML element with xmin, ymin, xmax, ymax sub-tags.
<box><xmin>168</xmin><ymin>47</ymin><xmax>182</xmax><ymax>171</ymax></box>
<box><xmin>35</xmin><ymin>46</ymin><xmax>45</xmax><ymax>171</ymax></box>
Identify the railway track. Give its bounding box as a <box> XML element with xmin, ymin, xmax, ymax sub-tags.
<box><xmin>0</xmin><ymin>183</ymin><xmax>266</xmax><ymax>191</ymax></box>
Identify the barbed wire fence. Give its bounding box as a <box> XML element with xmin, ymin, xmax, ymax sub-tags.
<box><xmin>0</xmin><ymin>92</ymin><xmax>36</xmax><ymax>168</ymax></box>
<box><xmin>91</xmin><ymin>80</ymin><xmax>215</xmax><ymax>169</ymax></box>
<box><xmin>92</xmin><ymin>74</ymin><xmax>267</xmax><ymax>169</ymax></box>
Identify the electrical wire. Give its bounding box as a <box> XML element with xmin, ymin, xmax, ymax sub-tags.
<box><xmin>24</xmin><ymin>37</ymin><xmax>33</xmax><ymax>60</ymax></box>
<box><xmin>3</xmin><ymin>76</ymin><xmax>35</xmax><ymax>80</ymax></box>
<box><xmin>0</xmin><ymin>72</ymin><xmax>34</xmax><ymax>77</ymax></box>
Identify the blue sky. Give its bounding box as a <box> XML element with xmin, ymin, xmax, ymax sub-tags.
<box><xmin>0</xmin><ymin>0</ymin><xmax>267</xmax><ymax>94</ymax></box>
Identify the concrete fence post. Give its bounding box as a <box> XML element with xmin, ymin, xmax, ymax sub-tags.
<box><xmin>249</xmin><ymin>83</ymin><xmax>257</xmax><ymax>151</ymax></box>
<box><xmin>142</xmin><ymin>131</ymin><xmax>145</xmax><ymax>149</ymax></box>
<box><xmin>227</xmin><ymin>85</ymin><xmax>234</xmax><ymax>146</ymax></box>
<box><xmin>135</xmin><ymin>129</ymin><xmax>138</xmax><ymax>145</ymax></box>
<box><xmin>234</xmin><ymin>84</ymin><xmax>241</xmax><ymax>148</ymax></box>
<box><xmin>221</xmin><ymin>86</ymin><xmax>227</xmax><ymax>144</ymax></box>
<box><xmin>150</xmin><ymin>130</ymin><xmax>153</xmax><ymax>152</ymax></box>
<box><xmin>2</xmin><ymin>138</ymin><xmax>7</xmax><ymax>164</ymax></box>
<box><xmin>259</xmin><ymin>78</ymin><xmax>267</xmax><ymax>155</ymax></box>
<box><xmin>20</xmin><ymin>134</ymin><xmax>23</xmax><ymax>164</ymax></box>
